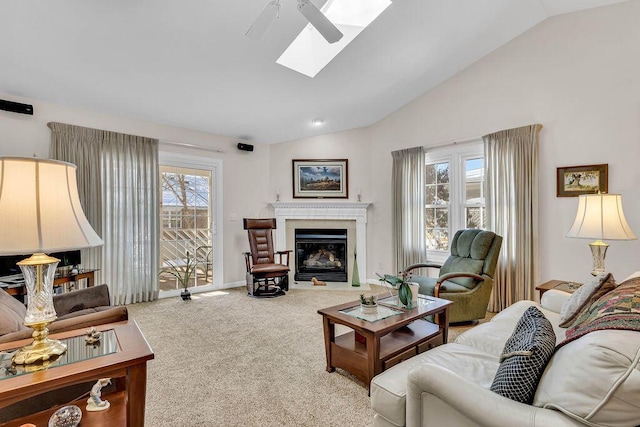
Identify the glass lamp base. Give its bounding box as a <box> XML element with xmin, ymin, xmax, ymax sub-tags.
<box><xmin>13</xmin><ymin>254</ymin><xmax>67</xmax><ymax>364</ymax></box>
<box><xmin>589</xmin><ymin>240</ymin><xmax>609</xmax><ymax>276</ymax></box>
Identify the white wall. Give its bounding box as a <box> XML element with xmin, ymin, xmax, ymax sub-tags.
<box><xmin>3</xmin><ymin>1</ymin><xmax>639</xmax><ymax>290</ymax></box>
<box><xmin>269</xmin><ymin>127</ymin><xmax>372</xmax><ymax>203</ymax></box>
<box><xmin>0</xmin><ymin>94</ymin><xmax>268</xmax><ymax>286</ymax></box>
<box><xmin>272</xmin><ymin>0</ymin><xmax>640</xmax><ymax>285</ymax></box>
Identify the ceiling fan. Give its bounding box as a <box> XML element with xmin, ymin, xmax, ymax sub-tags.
<box><xmin>246</xmin><ymin>0</ymin><xmax>344</xmax><ymax>44</ymax></box>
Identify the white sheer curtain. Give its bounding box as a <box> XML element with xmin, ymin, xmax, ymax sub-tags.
<box><xmin>392</xmin><ymin>146</ymin><xmax>426</xmax><ymax>272</ymax></box>
<box><xmin>484</xmin><ymin>124</ymin><xmax>542</xmax><ymax>311</ymax></box>
<box><xmin>49</xmin><ymin>122</ymin><xmax>159</xmax><ymax>305</ymax></box>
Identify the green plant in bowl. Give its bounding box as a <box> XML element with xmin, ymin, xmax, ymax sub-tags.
<box><xmin>359</xmin><ymin>294</ymin><xmax>377</xmax><ymax>306</ymax></box>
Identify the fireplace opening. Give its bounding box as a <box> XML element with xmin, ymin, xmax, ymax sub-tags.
<box><xmin>295</xmin><ymin>228</ymin><xmax>348</xmax><ymax>282</ymax></box>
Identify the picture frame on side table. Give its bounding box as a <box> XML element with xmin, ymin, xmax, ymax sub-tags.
<box><xmin>556</xmin><ymin>164</ymin><xmax>608</xmax><ymax>197</ymax></box>
<box><xmin>292</xmin><ymin>159</ymin><xmax>348</xmax><ymax>198</ymax></box>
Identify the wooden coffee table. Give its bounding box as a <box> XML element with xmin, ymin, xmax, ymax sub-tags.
<box><xmin>318</xmin><ymin>295</ymin><xmax>452</xmax><ymax>390</ymax></box>
<box><xmin>0</xmin><ymin>320</ymin><xmax>154</xmax><ymax>426</ymax></box>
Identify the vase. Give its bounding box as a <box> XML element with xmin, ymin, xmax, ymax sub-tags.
<box><xmin>408</xmin><ymin>282</ymin><xmax>419</xmax><ymax>306</ymax></box>
<box><xmin>399</xmin><ymin>282</ymin><xmax>420</xmax><ymax>308</ymax></box>
<box><xmin>180</xmin><ymin>289</ymin><xmax>191</xmax><ymax>301</ymax></box>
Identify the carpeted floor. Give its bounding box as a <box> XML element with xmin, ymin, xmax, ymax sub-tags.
<box><xmin>127</xmin><ymin>286</ymin><xmax>489</xmax><ymax>426</ymax></box>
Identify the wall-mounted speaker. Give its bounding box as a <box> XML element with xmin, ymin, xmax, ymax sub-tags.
<box><xmin>0</xmin><ymin>99</ymin><xmax>34</xmax><ymax>115</ymax></box>
<box><xmin>237</xmin><ymin>142</ymin><xmax>254</xmax><ymax>152</ymax></box>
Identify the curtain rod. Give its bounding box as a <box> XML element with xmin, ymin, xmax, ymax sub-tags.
<box><xmin>426</xmin><ymin>135</ymin><xmax>483</xmax><ymax>150</ymax></box>
<box><xmin>160</xmin><ymin>139</ymin><xmax>226</xmax><ymax>154</ymax></box>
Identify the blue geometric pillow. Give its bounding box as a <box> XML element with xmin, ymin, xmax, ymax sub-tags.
<box><xmin>490</xmin><ymin>306</ymin><xmax>556</xmax><ymax>403</ymax></box>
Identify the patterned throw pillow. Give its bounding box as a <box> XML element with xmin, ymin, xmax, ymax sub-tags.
<box><xmin>559</xmin><ymin>273</ymin><xmax>616</xmax><ymax>328</ymax></box>
<box><xmin>490</xmin><ymin>306</ymin><xmax>556</xmax><ymax>404</ymax></box>
<box><xmin>560</xmin><ymin>277</ymin><xmax>640</xmax><ymax>347</ymax></box>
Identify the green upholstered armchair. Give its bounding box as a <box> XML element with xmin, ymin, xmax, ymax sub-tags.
<box><xmin>404</xmin><ymin>229</ymin><xmax>502</xmax><ymax>323</ymax></box>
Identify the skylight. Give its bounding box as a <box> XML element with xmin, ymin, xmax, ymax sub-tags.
<box><xmin>277</xmin><ymin>0</ymin><xmax>392</xmax><ymax>78</ymax></box>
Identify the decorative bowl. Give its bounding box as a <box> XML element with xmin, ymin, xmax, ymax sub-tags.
<box><xmin>360</xmin><ymin>303</ymin><xmax>378</xmax><ymax>314</ymax></box>
<box><xmin>48</xmin><ymin>405</ymin><xmax>82</xmax><ymax>427</ymax></box>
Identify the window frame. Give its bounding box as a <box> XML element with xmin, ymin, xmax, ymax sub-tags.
<box><xmin>425</xmin><ymin>141</ymin><xmax>484</xmax><ymax>263</ymax></box>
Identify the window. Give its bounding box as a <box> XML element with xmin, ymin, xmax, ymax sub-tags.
<box><xmin>425</xmin><ymin>142</ymin><xmax>485</xmax><ymax>258</ymax></box>
<box><xmin>464</xmin><ymin>157</ymin><xmax>486</xmax><ymax>229</ymax></box>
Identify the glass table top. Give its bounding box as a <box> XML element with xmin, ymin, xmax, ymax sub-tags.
<box><xmin>0</xmin><ymin>329</ymin><xmax>118</xmax><ymax>379</ymax></box>
<box><xmin>378</xmin><ymin>294</ymin><xmax>435</xmax><ymax>310</ymax></box>
<box><xmin>340</xmin><ymin>304</ymin><xmax>404</xmax><ymax>322</ymax></box>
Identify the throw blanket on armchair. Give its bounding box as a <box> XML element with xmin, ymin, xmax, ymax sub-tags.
<box><xmin>559</xmin><ymin>277</ymin><xmax>640</xmax><ymax>348</ymax></box>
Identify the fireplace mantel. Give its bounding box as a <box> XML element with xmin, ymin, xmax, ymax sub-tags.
<box><xmin>271</xmin><ymin>201</ymin><xmax>370</xmax><ymax>210</ymax></box>
<box><xmin>270</xmin><ymin>201</ymin><xmax>370</xmax><ymax>283</ymax></box>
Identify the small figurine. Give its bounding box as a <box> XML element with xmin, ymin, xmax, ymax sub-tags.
<box><xmin>85</xmin><ymin>327</ymin><xmax>102</xmax><ymax>344</ymax></box>
<box><xmin>86</xmin><ymin>378</ymin><xmax>111</xmax><ymax>412</ymax></box>
<box><xmin>311</xmin><ymin>277</ymin><xmax>327</xmax><ymax>286</ymax></box>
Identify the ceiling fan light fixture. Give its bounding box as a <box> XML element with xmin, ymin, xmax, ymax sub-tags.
<box><xmin>246</xmin><ymin>0</ymin><xmax>281</xmax><ymax>40</ymax></box>
<box><xmin>297</xmin><ymin>0</ymin><xmax>343</xmax><ymax>44</ymax></box>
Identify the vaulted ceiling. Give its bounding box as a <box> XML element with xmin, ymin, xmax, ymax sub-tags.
<box><xmin>0</xmin><ymin>0</ymin><xmax>628</xmax><ymax>144</ymax></box>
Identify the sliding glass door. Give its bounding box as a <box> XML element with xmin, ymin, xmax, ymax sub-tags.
<box><xmin>158</xmin><ymin>153</ymin><xmax>222</xmax><ymax>295</ymax></box>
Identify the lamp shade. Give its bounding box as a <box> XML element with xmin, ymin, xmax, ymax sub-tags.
<box><xmin>0</xmin><ymin>157</ymin><xmax>103</xmax><ymax>255</ymax></box>
<box><xmin>566</xmin><ymin>193</ymin><xmax>636</xmax><ymax>241</ymax></box>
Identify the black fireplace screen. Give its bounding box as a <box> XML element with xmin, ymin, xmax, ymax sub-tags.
<box><xmin>295</xmin><ymin>229</ymin><xmax>348</xmax><ymax>282</ymax></box>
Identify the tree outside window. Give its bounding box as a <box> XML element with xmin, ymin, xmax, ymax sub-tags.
<box><xmin>425</xmin><ymin>143</ymin><xmax>485</xmax><ymax>256</ymax></box>
<box><xmin>425</xmin><ymin>162</ymin><xmax>450</xmax><ymax>250</ymax></box>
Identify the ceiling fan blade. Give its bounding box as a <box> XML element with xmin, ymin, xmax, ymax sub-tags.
<box><xmin>297</xmin><ymin>0</ymin><xmax>343</xmax><ymax>44</ymax></box>
<box><xmin>246</xmin><ymin>0</ymin><xmax>281</xmax><ymax>40</ymax></box>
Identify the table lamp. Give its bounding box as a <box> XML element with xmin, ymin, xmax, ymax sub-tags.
<box><xmin>566</xmin><ymin>193</ymin><xmax>636</xmax><ymax>276</ymax></box>
<box><xmin>0</xmin><ymin>157</ymin><xmax>103</xmax><ymax>364</ymax></box>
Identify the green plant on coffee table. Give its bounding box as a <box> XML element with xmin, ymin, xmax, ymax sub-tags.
<box><xmin>376</xmin><ymin>271</ymin><xmax>414</xmax><ymax>307</ymax></box>
<box><xmin>359</xmin><ymin>294</ymin><xmax>377</xmax><ymax>306</ymax></box>
<box><xmin>161</xmin><ymin>250</ymin><xmax>199</xmax><ymax>290</ymax></box>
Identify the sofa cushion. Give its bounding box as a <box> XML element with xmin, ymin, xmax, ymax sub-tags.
<box><xmin>371</xmin><ymin>342</ymin><xmax>499</xmax><ymax>427</ymax></box>
<box><xmin>0</xmin><ymin>288</ymin><xmax>28</xmax><ymax>336</ymax></box>
<box><xmin>55</xmin><ymin>306</ymin><xmax>122</xmax><ymax>321</ymax></box>
<box><xmin>456</xmin><ymin>300</ymin><xmax>565</xmax><ymax>356</ymax></box>
<box><xmin>534</xmin><ymin>330</ymin><xmax>640</xmax><ymax>426</ymax></box>
<box><xmin>490</xmin><ymin>306</ymin><xmax>556</xmax><ymax>404</ymax></box>
<box><xmin>559</xmin><ymin>273</ymin><xmax>616</xmax><ymax>328</ymax></box>
<box><xmin>53</xmin><ymin>284</ymin><xmax>111</xmax><ymax>315</ymax></box>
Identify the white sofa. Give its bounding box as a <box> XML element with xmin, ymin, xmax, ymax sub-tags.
<box><xmin>371</xmin><ymin>280</ymin><xmax>640</xmax><ymax>427</ymax></box>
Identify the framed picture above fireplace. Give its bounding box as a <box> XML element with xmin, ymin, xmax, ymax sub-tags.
<box><xmin>292</xmin><ymin>159</ymin><xmax>348</xmax><ymax>199</ymax></box>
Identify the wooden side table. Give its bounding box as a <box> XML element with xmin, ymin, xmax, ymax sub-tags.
<box><xmin>1</xmin><ymin>269</ymin><xmax>98</xmax><ymax>303</ymax></box>
<box><xmin>536</xmin><ymin>279</ymin><xmax>583</xmax><ymax>299</ymax></box>
<box><xmin>53</xmin><ymin>269</ymin><xmax>98</xmax><ymax>290</ymax></box>
<box><xmin>0</xmin><ymin>320</ymin><xmax>154</xmax><ymax>427</ymax></box>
